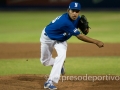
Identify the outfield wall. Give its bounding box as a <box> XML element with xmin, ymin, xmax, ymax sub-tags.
<box><xmin>0</xmin><ymin>0</ymin><xmax>120</xmax><ymax>10</ymax></box>
<box><xmin>76</xmin><ymin>0</ymin><xmax>120</xmax><ymax>9</ymax></box>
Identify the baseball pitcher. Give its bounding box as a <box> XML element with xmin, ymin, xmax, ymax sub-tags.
<box><xmin>40</xmin><ymin>1</ymin><xmax>104</xmax><ymax>90</ymax></box>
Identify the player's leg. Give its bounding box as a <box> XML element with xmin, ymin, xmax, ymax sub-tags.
<box><xmin>40</xmin><ymin>29</ymin><xmax>55</xmax><ymax>66</ymax></box>
<box><xmin>40</xmin><ymin>43</ymin><xmax>55</xmax><ymax>66</ymax></box>
<box><xmin>48</xmin><ymin>41</ymin><xmax>67</xmax><ymax>83</ymax></box>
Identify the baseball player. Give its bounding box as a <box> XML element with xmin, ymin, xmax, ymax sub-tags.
<box><xmin>40</xmin><ymin>1</ymin><xmax>104</xmax><ymax>90</ymax></box>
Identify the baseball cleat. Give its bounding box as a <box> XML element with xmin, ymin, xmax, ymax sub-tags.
<box><xmin>44</xmin><ymin>80</ymin><xmax>57</xmax><ymax>90</ymax></box>
<box><xmin>61</xmin><ymin>65</ymin><xmax>65</xmax><ymax>75</ymax></box>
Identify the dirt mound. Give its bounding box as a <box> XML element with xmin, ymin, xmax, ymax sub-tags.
<box><xmin>0</xmin><ymin>75</ymin><xmax>120</xmax><ymax>90</ymax></box>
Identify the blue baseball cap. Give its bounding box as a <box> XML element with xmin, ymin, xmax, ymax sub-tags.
<box><xmin>69</xmin><ymin>2</ymin><xmax>81</xmax><ymax>10</ymax></box>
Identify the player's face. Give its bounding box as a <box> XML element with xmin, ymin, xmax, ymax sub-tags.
<box><xmin>68</xmin><ymin>9</ymin><xmax>80</xmax><ymax>20</ymax></box>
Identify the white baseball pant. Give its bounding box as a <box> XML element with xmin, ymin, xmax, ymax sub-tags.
<box><xmin>40</xmin><ymin>28</ymin><xmax>67</xmax><ymax>83</ymax></box>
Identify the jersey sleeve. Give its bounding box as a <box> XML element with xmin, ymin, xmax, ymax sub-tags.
<box><xmin>72</xmin><ymin>28</ymin><xmax>80</xmax><ymax>35</ymax></box>
<box><xmin>63</xmin><ymin>21</ymin><xmax>80</xmax><ymax>36</ymax></box>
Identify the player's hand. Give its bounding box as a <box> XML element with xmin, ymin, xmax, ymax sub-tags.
<box><xmin>95</xmin><ymin>41</ymin><xmax>104</xmax><ymax>48</ymax></box>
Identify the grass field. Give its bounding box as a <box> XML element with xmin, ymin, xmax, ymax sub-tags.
<box><xmin>0</xmin><ymin>11</ymin><xmax>120</xmax><ymax>76</ymax></box>
<box><xmin>0</xmin><ymin>11</ymin><xmax>120</xmax><ymax>43</ymax></box>
<box><xmin>1</xmin><ymin>57</ymin><xmax>120</xmax><ymax>76</ymax></box>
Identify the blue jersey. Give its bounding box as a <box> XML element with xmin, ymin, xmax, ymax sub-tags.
<box><xmin>45</xmin><ymin>13</ymin><xmax>80</xmax><ymax>42</ymax></box>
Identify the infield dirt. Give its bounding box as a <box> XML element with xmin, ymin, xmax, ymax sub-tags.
<box><xmin>0</xmin><ymin>43</ymin><xmax>120</xmax><ymax>90</ymax></box>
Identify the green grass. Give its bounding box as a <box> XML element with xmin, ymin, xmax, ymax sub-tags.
<box><xmin>0</xmin><ymin>57</ymin><xmax>120</xmax><ymax>76</ymax></box>
<box><xmin>0</xmin><ymin>11</ymin><xmax>120</xmax><ymax>43</ymax></box>
<box><xmin>66</xmin><ymin>57</ymin><xmax>120</xmax><ymax>75</ymax></box>
<box><xmin>0</xmin><ymin>11</ymin><xmax>62</xmax><ymax>43</ymax></box>
<box><xmin>0</xmin><ymin>59</ymin><xmax>51</xmax><ymax>75</ymax></box>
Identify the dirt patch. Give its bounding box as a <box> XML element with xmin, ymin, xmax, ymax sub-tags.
<box><xmin>0</xmin><ymin>43</ymin><xmax>120</xmax><ymax>90</ymax></box>
<box><xmin>0</xmin><ymin>43</ymin><xmax>120</xmax><ymax>59</ymax></box>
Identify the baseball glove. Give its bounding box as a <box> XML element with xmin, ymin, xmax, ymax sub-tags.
<box><xmin>78</xmin><ymin>15</ymin><xmax>90</xmax><ymax>35</ymax></box>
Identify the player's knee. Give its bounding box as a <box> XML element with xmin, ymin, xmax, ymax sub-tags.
<box><xmin>42</xmin><ymin>62</ymin><xmax>47</xmax><ymax>66</ymax></box>
<box><xmin>40</xmin><ymin>60</ymin><xmax>48</xmax><ymax>66</ymax></box>
<box><xmin>40</xmin><ymin>58</ymin><xmax>50</xmax><ymax>66</ymax></box>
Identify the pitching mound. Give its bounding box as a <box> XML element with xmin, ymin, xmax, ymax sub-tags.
<box><xmin>0</xmin><ymin>43</ymin><xmax>120</xmax><ymax>90</ymax></box>
<box><xmin>0</xmin><ymin>74</ymin><xmax>120</xmax><ymax>90</ymax></box>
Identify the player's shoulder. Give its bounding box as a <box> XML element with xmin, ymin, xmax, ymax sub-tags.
<box><xmin>60</xmin><ymin>13</ymin><xmax>71</xmax><ymax>23</ymax></box>
<box><xmin>54</xmin><ymin>13</ymin><xmax>68</xmax><ymax>26</ymax></box>
<box><xmin>60</xmin><ymin>13</ymin><xmax>68</xmax><ymax>20</ymax></box>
